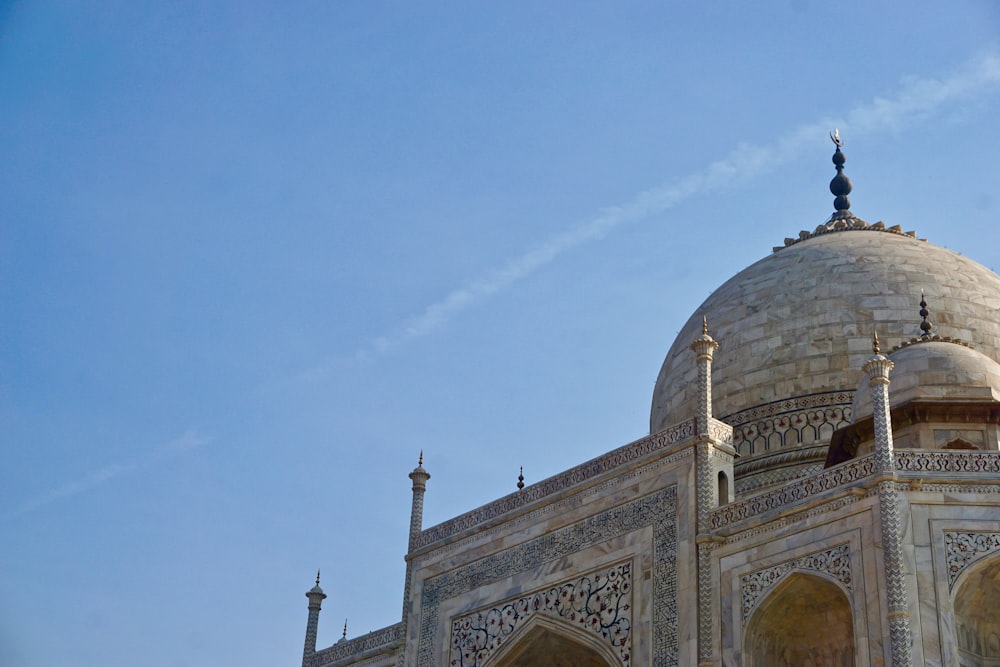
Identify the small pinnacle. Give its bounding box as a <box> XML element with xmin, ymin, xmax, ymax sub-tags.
<box><xmin>919</xmin><ymin>291</ymin><xmax>932</xmax><ymax>337</ymax></box>
<box><xmin>343</xmin><ymin>620</ymin><xmax>348</xmax><ymax>639</ymax></box>
<box><xmin>872</xmin><ymin>330</ymin><xmax>880</xmax><ymax>355</ymax></box>
<box><xmin>316</xmin><ymin>569</ymin><xmax>321</xmax><ymax>585</ymax></box>
<box><xmin>517</xmin><ymin>466</ymin><xmax>525</xmax><ymax>490</ymax></box>
<box><xmin>702</xmin><ymin>316</ymin><xmax>708</xmax><ymax>335</ymax></box>
<box><xmin>418</xmin><ymin>450</ymin><xmax>423</xmax><ymax>466</ymax></box>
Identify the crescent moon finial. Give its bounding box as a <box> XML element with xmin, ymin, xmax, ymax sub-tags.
<box><xmin>830</xmin><ymin>128</ymin><xmax>843</xmax><ymax>148</ymax></box>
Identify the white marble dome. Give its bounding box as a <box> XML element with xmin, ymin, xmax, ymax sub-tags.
<box><xmin>650</xmin><ymin>229</ymin><xmax>1000</xmax><ymax>458</ymax></box>
<box><xmin>852</xmin><ymin>341</ymin><xmax>1000</xmax><ymax>421</ymax></box>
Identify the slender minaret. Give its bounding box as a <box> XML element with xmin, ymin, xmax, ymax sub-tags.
<box><xmin>303</xmin><ymin>570</ymin><xmax>327</xmax><ymax>662</ymax></box>
<box><xmin>402</xmin><ymin>453</ymin><xmax>430</xmax><ymax>623</ymax></box>
<box><xmin>691</xmin><ymin>316</ymin><xmax>719</xmax><ymax>432</ymax></box>
<box><xmin>407</xmin><ymin>452</ymin><xmax>430</xmax><ymax>551</ymax></box>
<box><xmin>863</xmin><ymin>330</ymin><xmax>913</xmax><ymax>667</ymax></box>
<box><xmin>691</xmin><ymin>317</ymin><xmax>721</xmax><ymax>667</ymax></box>
<box><xmin>864</xmin><ymin>331</ymin><xmax>896</xmax><ymax>471</ymax></box>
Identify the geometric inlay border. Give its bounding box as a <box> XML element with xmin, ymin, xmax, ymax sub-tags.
<box><xmin>418</xmin><ymin>487</ymin><xmax>678</xmax><ymax>667</ymax></box>
<box><xmin>449</xmin><ymin>561</ymin><xmax>632</xmax><ymax>666</ymax></box>
<box><xmin>944</xmin><ymin>531</ymin><xmax>1000</xmax><ymax>591</ymax></box>
<box><xmin>740</xmin><ymin>543</ymin><xmax>853</xmax><ymax>625</ymax></box>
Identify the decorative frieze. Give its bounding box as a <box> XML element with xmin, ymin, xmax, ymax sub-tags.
<box><xmin>723</xmin><ymin>391</ymin><xmax>853</xmax><ymax>456</ymax></box>
<box><xmin>944</xmin><ymin>531</ymin><xmax>1000</xmax><ymax>590</ymax></box>
<box><xmin>895</xmin><ymin>450</ymin><xmax>1000</xmax><ymax>474</ymax></box>
<box><xmin>449</xmin><ymin>562</ymin><xmax>632</xmax><ymax>666</ymax></box>
<box><xmin>740</xmin><ymin>543</ymin><xmax>853</xmax><ymax>625</ymax></box>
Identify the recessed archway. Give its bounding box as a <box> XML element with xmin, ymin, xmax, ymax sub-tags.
<box><xmin>954</xmin><ymin>554</ymin><xmax>1000</xmax><ymax>666</ymax></box>
<box><xmin>745</xmin><ymin>571</ymin><xmax>855</xmax><ymax>666</ymax></box>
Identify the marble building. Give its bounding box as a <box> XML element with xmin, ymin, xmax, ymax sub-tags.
<box><xmin>299</xmin><ymin>137</ymin><xmax>1000</xmax><ymax>667</ymax></box>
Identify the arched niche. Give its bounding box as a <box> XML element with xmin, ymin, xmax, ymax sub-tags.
<box><xmin>745</xmin><ymin>571</ymin><xmax>855</xmax><ymax>667</ymax></box>
<box><xmin>484</xmin><ymin>615</ymin><xmax>618</xmax><ymax>667</ymax></box>
<box><xmin>954</xmin><ymin>554</ymin><xmax>1000</xmax><ymax>666</ymax></box>
<box><xmin>718</xmin><ymin>470</ymin><xmax>730</xmax><ymax>505</ymax></box>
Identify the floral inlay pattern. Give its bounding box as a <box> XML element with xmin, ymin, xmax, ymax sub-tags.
<box><xmin>740</xmin><ymin>544</ymin><xmax>852</xmax><ymax>625</ymax></box>
<box><xmin>449</xmin><ymin>562</ymin><xmax>632</xmax><ymax>666</ymax></box>
<box><xmin>944</xmin><ymin>531</ymin><xmax>1000</xmax><ymax>590</ymax></box>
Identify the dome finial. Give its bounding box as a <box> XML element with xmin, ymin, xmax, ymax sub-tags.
<box><xmin>872</xmin><ymin>329</ymin><xmax>881</xmax><ymax>355</ymax></box>
<box><xmin>829</xmin><ymin>129</ymin><xmax>853</xmax><ymax>218</ymax></box>
<box><xmin>342</xmin><ymin>620</ymin><xmax>348</xmax><ymax>640</ymax></box>
<box><xmin>315</xmin><ymin>569</ymin><xmax>321</xmax><ymax>586</ymax></box>
<box><xmin>702</xmin><ymin>316</ymin><xmax>708</xmax><ymax>335</ymax></box>
<box><xmin>517</xmin><ymin>466</ymin><xmax>525</xmax><ymax>490</ymax></box>
<box><xmin>919</xmin><ymin>291</ymin><xmax>933</xmax><ymax>337</ymax></box>
<box><xmin>418</xmin><ymin>450</ymin><xmax>423</xmax><ymax>466</ymax></box>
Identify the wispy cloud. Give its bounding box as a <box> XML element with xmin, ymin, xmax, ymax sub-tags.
<box><xmin>6</xmin><ymin>429</ymin><xmax>211</xmax><ymax>517</ymax></box>
<box><xmin>336</xmin><ymin>53</ymin><xmax>998</xmax><ymax>362</ymax></box>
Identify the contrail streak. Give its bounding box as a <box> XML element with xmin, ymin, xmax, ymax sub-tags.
<box><xmin>364</xmin><ymin>53</ymin><xmax>1000</xmax><ymax>357</ymax></box>
<box><xmin>5</xmin><ymin>430</ymin><xmax>210</xmax><ymax>517</ymax></box>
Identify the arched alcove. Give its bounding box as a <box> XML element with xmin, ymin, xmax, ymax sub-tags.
<box><xmin>954</xmin><ymin>554</ymin><xmax>1000</xmax><ymax>667</ymax></box>
<box><xmin>484</xmin><ymin>616</ymin><xmax>617</xmax><ymax>667</ymax></box>
<box><xmin>745</xmin><ymin>571</ymin><xmax>855</xmax><ymax>666</ymax></box>
<box><xmin>718</xmin><ymin>470</ymin><xmax>730</xmax><ymax>505</ymax></box>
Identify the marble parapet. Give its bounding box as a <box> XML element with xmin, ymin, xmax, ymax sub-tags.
<box><xmin>412</xmin><ymin>417</ymin><xmax>731</xmax><ymax>552</ymax></box>
<box><xmin>306</xmin><ymin>623</ymin><xmax>403</xmax><ymax>667</ymax></box>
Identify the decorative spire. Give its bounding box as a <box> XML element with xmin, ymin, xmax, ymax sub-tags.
<box><xmin>702</xmin><ymin>316</ymin><xmax>708</xmax><ymax>335</ymax></box>
<box><xmin>308</xmin><ymin>569</ymin><xmax>325</xmax><ymax>595</ymax></box>
<box><xmin>919</xmin><ymin>291</ymin><xmax>932</xmax><ymax>337</ymax></box>
<box><xmin>517</xmin><ymin>466</ymin><xmax>524</xmax><ymax>490</ymax></box>
<box><xmin>340</xmin><ymin>620</ymin><xmax>348</xmax><ymax>642</ymax></box>
<box><xmin>872</xmin><ymin>329</ymin><xmax>880</xmax><ymax>355</ymax></box>
<box><xmin>418</xmin><ymin>450</ymin><xmax>423</xmax><ymax>466</ymax></box>
<box><xmin>829</xmin><ymin>129</ymin><xmax>853</xmax><ymax>219</ymax></box>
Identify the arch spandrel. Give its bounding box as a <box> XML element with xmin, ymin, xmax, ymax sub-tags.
<box><xmin>483</xmin><ymin>615</ymin><xmax>619</xmax><ymax>667</ymax></box>
<box><xmin>745</xmin><ymin>571</ymin><xmax>856</xmax><ymax>667</ymax></box>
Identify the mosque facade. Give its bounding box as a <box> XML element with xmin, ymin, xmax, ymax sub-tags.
<box><xmin>299</xmin><ymin>139</ymin><xmax>1000</xmax><ymax>667</ymax></box>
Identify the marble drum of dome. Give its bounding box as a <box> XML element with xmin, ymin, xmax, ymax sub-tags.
<box><xmin>650</xmin><ymin>228</ymin><xmax>1000</xmax><ymax>492</ymax></box>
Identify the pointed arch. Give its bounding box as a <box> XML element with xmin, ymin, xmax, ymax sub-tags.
<box><xmin>483</xmin><ymin>614</ymin><xmax>620</xmax><ymax>667</ymax></box>
<box><xmin>953</xmin><ymin>553</ymin><xmax>1000</xmax><ymax>665</ymax></box>
<box><xmin>745</xmin><ymin>571</ymin><xmax>855</xmax><ymax>666</ymax></box>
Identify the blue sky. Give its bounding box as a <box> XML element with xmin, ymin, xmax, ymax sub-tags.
<box><xmin>2</xmin><ymin>2</ymin><xmax>999</xmax><ymax>666</ymax></box>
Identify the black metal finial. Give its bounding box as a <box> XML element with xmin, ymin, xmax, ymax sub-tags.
<box><xmin>316</xmin><ymin>569</ymin><xmax>321</xmax><ymax>586</ymax></box>
<box><xmin>517</xmin><ymin>466</ymin><xmax>524</xmax><ymax>490</ymax></box>
<box><xmin>829</xmin><ymin>129</ymin><xmax>853</xmax><ymax>216</ymax></box>
<box><xmin>919</xmin><ymin>291</ymin><xmax>933</xmax><ymax>337</ymax></box>
<box><xmin>342</xmin><ymin>620</ymin><xmax>348</xmax><ymax>640</ymax></box>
